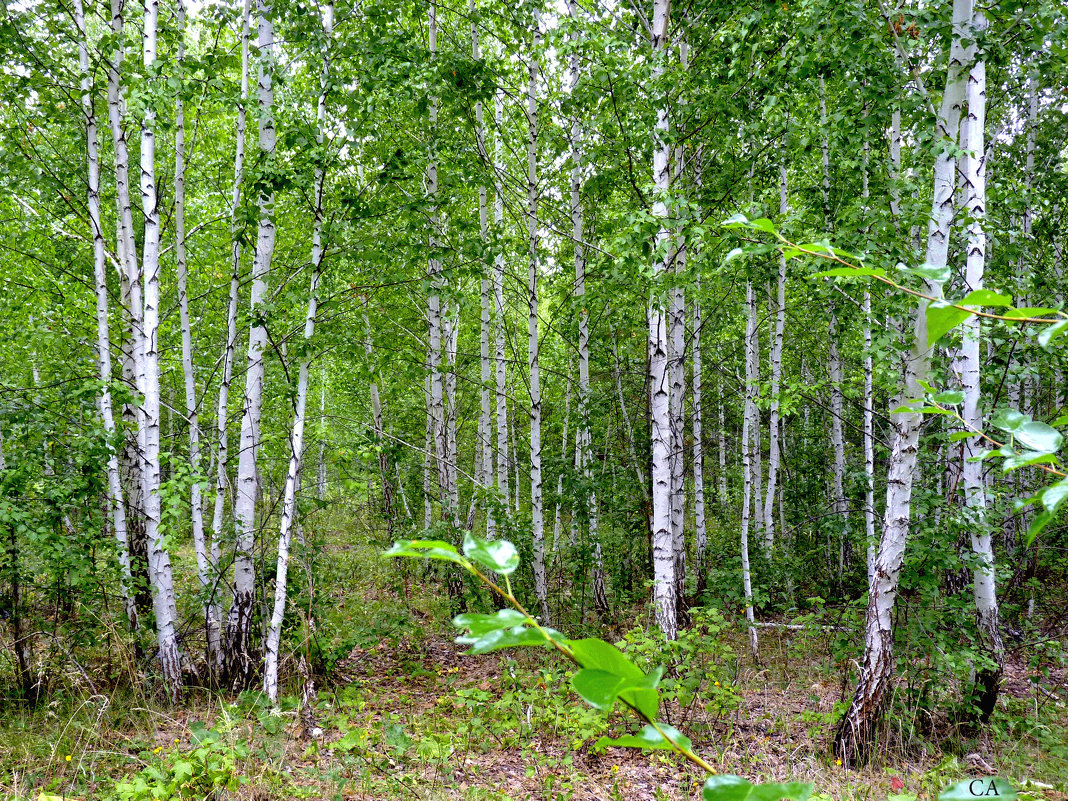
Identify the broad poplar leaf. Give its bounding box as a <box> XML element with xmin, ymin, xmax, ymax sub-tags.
<box><xmin>594</xmin><ymin>723</ymin><xmax>691</xmax><ymax>753</ymax></box>
<box><xmin>931</xmin><ymin>390</ymin><xmax>965</xmax><ymax>405</ymax></box>
<box><xmin>1004</xmin><ymin>307</ymin><xmax>1059</xmax><ymax>319</ymax></box>
<box><xmin>1002</xmin><ymin>451</ymin><xmax>1058</xmax><ymax>472</ymax></box>
<box><xmin>813</xmin><ymin>267</ymin><xmax>886</xmax><ymax>278</ymax></box>
<box><xmin>991</xmin><ymin>409</ymin><xmax>1029</xmax><ymax>433</ymax></box>
<box><xmin>1040</xmin><ymin>480</ymin><xmax>1068</xmax><ymax>513</ymax></box>
<box><xmin>457</xmin><ymin>624</ymin><xmax>563</xmax><ymax>654</ymax></box>
<box><xmin>568</xmin><ymin>638</ymin><xmax>644</xmax><ymax>680</ymax></box>
<box><xmin>1013</xmin><ymin>421</ymin><xmax>1063</xmax><ymax>453</ymax></box>
<box><xmin>947</xmin><ymin>431</ymin><xmax>981</xmax><ymax>442</ymax></box>
<box><xmin>959</xmin><ymin>289</ymin><xmax>1012</xmax><ymax>307</ymax></box>
<box><xmin>462</xmin><ymin>533</ymin><xmax>519</xmax><ymax>575</ymax></box>
<box><xmin>904</xmin><ymin>262</ymin><xmax>951</xmax><ymax>283</ymax></box>
<box><xmin>384</xmin><ymin>540</ymin><xmax>465</xmax><ymax>567</ymax></box>
<box><xmin>453</xmin><ymin>609</ymin><xmax>527</xmax><ymax>637</ymax></box>
<box><xmin>926</xmin><ymin>301</ymin><xmax>972</xmax><ymax>347</ymax></box>
<box><xmin>571</xmin><ymin>669</ymin><xmax>625</xmax><ymax>710</ymax></box>
<box><xmin>722</xmin><ymin>213</ymin><xmax>749</xmax><ymax>227</ymax></box>
<box><xmin>746</xmin><ymin>218</ymin><xmax>776</xmax><ymax>233</ymax></box>
<box><xmin>702</xmin><ymin>774</ymin><xmax>813</xmax><ymax>801</ymax></box>
<box><xmin>1038</xmin><ymin>319</ymin><xmax>1068</xmax><ymax>349</ymax></box>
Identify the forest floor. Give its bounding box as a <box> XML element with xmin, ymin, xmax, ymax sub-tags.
<box><xmin>1</xmin><ymin>540</ymin><xmax>1067</xmax><ymax>801</ymax></box>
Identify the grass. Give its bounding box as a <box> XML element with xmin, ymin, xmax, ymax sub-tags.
<box><xmin>0</xmin><ymin>526</ymin><xmax>1065</xmax><ymax>801</ymax></box>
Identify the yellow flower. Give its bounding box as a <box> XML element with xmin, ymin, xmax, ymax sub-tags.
<box><xmin>835</xmin><ymin>759</ymin><xmax>842</xmax><ymax>767</ymax></box>
<box><xmin>65</xmin><ymin>755</ymin><xmax>72</xmax><ymax>762</ymax></box>
<box><xmin>611</xmin><ymin>765</ymin><xmax>619</xmax><ymax>773</ymax></box>
<box><xmin>714</xmin><ymin>681</ymin><xmax>720</xmax><ymax>687</ymax></box>
<box><xmin>154</xmin><ymin>747</ymin><xmax>162</xmax><ymax>754</ymax></box>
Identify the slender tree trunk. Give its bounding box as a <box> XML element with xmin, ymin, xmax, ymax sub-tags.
<box><xmin>139</xmin><ymin>0</ymin><xmax>183</xmax><ymax>700</ymax></box>
<box><xmin>958</xmin><ymin>11</ymin><xmax>1002</xmax><ymax>719</ymax></box>
<box><xmin>76</xmin><ymin>0</ymin><xmax>137</xmax><ymax>632</ymax></box>
<box><xmin>107</xmin><ymin>0</ymin><xmax>149</xmax><ymax>619</ymax></box>
<box><xmin>526</xmin><ymin>13</ymin><xmax>548</xmax><ymax>622</ymax></box>
<box><xmin>210</xmin><ymin>0</ymin><xmax>251</xmax><ymax>678</ymax></box>
<box><xmin>264</xmin><ymin>3</ymin><xmax>332</xmax><ymax>702</ymax></box>
<box><xmin>649</xmin><ymin>0</ymin><xmax>676</xmax><ymax>640</ymax></box>
<box><xmin>175</xmin><ymin>0</ymin><xmax>217</xmax><ymax>669</ymax></box>
<box><xmin>717</xmin><ymin>378</ymin><xmax>728</xmax><ymax>509</ymax></box>
<box><xmin>226</xmin><ymin>0</ymin><xmax>277</xmax><ymax>690</ymax></box>
<box><xmin>364</xmin><ymin>301</ymin><xmax>393</xmax><ymax>532</ymax></box>
<box><xmin>493</xmin><ymin>90</ymin><xmax>510</xmax><ymax>512</ymax></box>
<box><xmin>741</xmin><ymin>280</ymin><xmax>759</xmax><ymax>656</ymax></box>
<box><xmin>693</xmin><ymin>279</ymin><xmax>707</xmax><ymax>595</ymax></box>
<box><xmin>317</xmin><ymin>378</ymin><xmax>327</xmax><ymax>500</ymax></box>
<box><xmin>764</xmin><ymin>165</ymin><xmax>788</xmax><ymax>557</ymax></box>
<box><xmin>834</xmin><ymin>0</ymin><xmax>973</xmax><ymax>762</ymax></box>
<box><xmin>612</xmin><ymin>335</ymin><xmax>650</xmax><ymax>504</ymax></box>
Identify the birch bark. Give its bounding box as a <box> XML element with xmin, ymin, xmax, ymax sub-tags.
<box><xmin>834</xmin><ymin>0</ymin><xmax>973</xmax><ymax>762</ymax></box>
<box><xmin>226</xmin><ymin>0</ymin><xmax>277</xmax><ymax>689</ymax></box>
<box><xmin>76</xmin><ymin>0</ymin><xmax>137</xmax><ymax>632</ymax></box>
<box><xmin>139</xmin><ymin>0</ymin><xmax>183</xmax><ymax>700</ymax></box>
<box><xmin>264</xmin><ymin>2</ymin><xmax>332</xmax><ymax>702</ymax></box>
<box><xmin>763</xmin><ymin>164</ymin><xmax>788</xmax><ymax>557</ymax></box>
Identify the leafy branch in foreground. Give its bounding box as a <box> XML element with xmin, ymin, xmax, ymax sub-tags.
<box><xmin>385</xmin><ymin>533</ymin><xmax>813</xmax><ymax>801</ymax></box>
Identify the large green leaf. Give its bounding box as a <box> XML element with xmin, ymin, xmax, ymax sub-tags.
<box><xmin>931</xmin><ymin>390</ymin><xmax>965</xmax><ymax>405</ymax></box>
<box><xmin>938</xmin><ymin>778</ymin><xmax>1016</xmax><ymax>800</ymax></box>
<box><xmin>568</xmin><ymin>638</ymin><xmax>644</xmax><ymax>681</ymax></box>
<box><xmin>453</xmin><ymin>609</ymin><xmax>527</xmax><ymax>637</ymax></box>
<box><xmin>571</xmin><ymin>669</ymin><xmax>625</xmax><ymax>711</ymax></box>
<box><xmin>904</xmin><ymin>262</ymin><xmax>951</xmax><ymax>283</ymax></box>
<box><xmin>702</xmin><ymin>774</ymin><xmax>813</xmax><ymax>801</ymax></box>
<box><xmin>959</xmin><ymin>289</ymin><xmax>1012</xmax><ymax>307</ymax></box>
<box><xmin>456</xmin><ymin>623</ymin><xmax>563</xmax><ymax>654</ymax></box>
<box><xmin>1038</xmin><ymin>319</ymin><xmax>1068</xmax><ymax>348</ymax></box>
<box><xmin>461</xmin><ymin>533</ymin><xmax>519</xmax><ymax>575</ymax></box>
<box><xmin>383</xmin><ymin>540</ymin><xmax>465</xmax><ymax>567</ymax></box>
<box><xmin>594</xmin><ymin>723</ymin><xmax>691</xmax><ymax>753</ymax></box>
<box><xmin>1040</xmin><ymin>479</ymin><xmax>1068</xmax><ymax>513</ymax></box>
<box><xmin>1013</xmin><ymin>420</ymin><xmax>1063</xmax><ymax>453</ymax></box>
<box><xmin>926</xmin><ymin>301</ymin><xmax>972</xmax><ymax>347</ymax></box>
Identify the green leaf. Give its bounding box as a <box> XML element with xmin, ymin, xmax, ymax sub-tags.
<box><xmin>904</xmin><ymin>262</ymin><xmax>951</xmax><ymax>283</ymax></box>
<box><xmin>722</xmin><ymin>213</ymin><xmax>749</xmax><ymax>227</ymax></box>
<box><xmin>1040</xmin><ymin>479</ymin><xmax>1068</xmax><ymax>513</ymax></box>
<box><xmin>1004</xmin><ymin>307</ymin><xmax>1060</xmax><ymax>319</ymax></box>
<box><xmin>931</xmin><ymin>390</ymin><xmax>965</xmax><ymax>405</ymax></box>
<box><xmin>926</xmin><ymin>302</ymin><xmax>972</xmax><ymax>347</ymax></box>
<box><xmin>991</xmin><ymin>409</ymin><xmax>1029</xmax><ymax>433</ymax></box>
<box><xmin>383</xmin><ymin>540</ymin><xmax>465</xmax><ymax>567</ymax></box>
<box><xmin>1038</xmin><ymin>319</ymin><xmax>1068</xmax><ymax>348</ymax></box>
<box><xmin>572</xmin><ymin>669</ymin><xmax>626</xmax><ymax>710</ymax></box>
<box><xmin>594</xmin><ymin>723</ymin><xmax>691</xmax><ymax>753</ymax></box>
<box><xmin>747</xmin><ymin>218</ymin><xmax>776</xmax><ymax>234</ymax></box>
<box><xmin>1051</xmin><ymin>414</ymin><xmax>1068</xmax><ymax>427</ymax></box>
<box><xmin>725</xmin><ymin>247</ymin><xmax>746</xmax><ymax>262</ymax></box>
<box><xmin>568</xmin><ymin>638</ymin><xmax>644</xmax><ymax>680</ymax></box>
<box><xmin>1014</xmin><ymin>421</ymin><xmax>1063</xmax><ymax>453</ymax></box>
<box><xmin>959</xmin><ymin>289</ymin><xmax>1012</xmax><ymax>307</ymax></box>
<box><xmin>453</xmin><ymin>609</ymin><xmax>528</xmax><ymax>637</ymax></box>
<box><xmin>702</xmin><ymin>774</ymin><xmax>814</xmax><ymax>801</ymax></box>
<box><xmin>1003</xmin><ymin>451</ymin><xmax>1058</xmax><ymax>472</ymax></box>
<box><xmin>461</xmin><ymin>533</ymin><xmax>519</xmax><ymax>575</ymax></box>
<box><xmin>457</xmin><ymin>623</ymin><xmax>562</xmax><ymax>655</ymax></box>
<box><xmin>938</xmin><ymin>778</ymin><xmax>1016</xmax><ymax>801</ymax></box>
<box><xmin>947</xmin><ymin>431</ymin><xmax>981</xmax><ymax>442</ymax></box>
<box><xmin>1027</xmin><ymin>511</ymin><xmax>1053</xmax><ymax>546</ymax></box>
<box><xmin>813</xmin><ymin>267</ymin><xmax>886</xmax><ymax>278</ymax></box>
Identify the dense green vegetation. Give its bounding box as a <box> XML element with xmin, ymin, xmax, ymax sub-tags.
<box><xmin>0</xmin><ymin>0</ymin><xmax>1066</xmax><ymax>796</ymax></box>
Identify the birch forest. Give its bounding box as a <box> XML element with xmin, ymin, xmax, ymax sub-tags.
<box><xmin>1</xmin><ymin>0</ymin><xmax>1067</xmax><ymax>797</ymax></box>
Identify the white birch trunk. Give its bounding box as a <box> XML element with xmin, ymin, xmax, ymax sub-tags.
<box><xmin>493</xmin><ymin>90</ymin><xmax>510</xmax><ymax>511</ymax></box>
<box><xmin>526</xmin><ymin>14</ymin><xmax>548</xmax><ymax>621</ymax></box>
<box><xmin>139</xmin><ymin>0</ymin><xmax>182</xmax><ymax>699</ymax></box>
<box><xmin>692</xmin><ymin>279</ymin><xmax>707</xmax><ymax>591</ymax></box>
<box><xmin>959</xmin><ymin>11</ymin><xmax>1002</xmax><ymax>718</ymax></box>
<box><xmin>835</xmin><ymin>0</ymin><xmax>973</xmax><ymax>761</ymax></box>
<box><xmin>226</xmin><ymin>0</ymin><xmax>277</xmax><ymax>688</ymax></box>
<box><xmin>210</xmin><ymin>0</ymin><xmax>251</xmax><ymax>675</ymax></box>
<box><xmin>741</xmin><ymin>280</ymin><xmax>759</xmax><ymax>655</ymax></box>
<box><xmin>264</xmin><ymin>3</ymin><xmax>332</xmax><ymax>702</ymax></box>
<box><xmin>649</xmin><ymin>0</ymin><xmax>676</xmax><ymax>640</ymax></box>
<box><xmin>763</xmin><ymin>165</ymin><xmax>788</xmax><ymax>557</ymax></box>
<box><xmin>76</xmin><ymin>0</ymin><xmax>137</xmax><ymax>632</ymax></box>
<box><xmin>717</xmin><ymin>378</ymin><xmax>728</xmax><ymax>509</ymax></box>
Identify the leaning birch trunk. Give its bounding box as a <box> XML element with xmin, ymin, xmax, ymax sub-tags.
<box><xmin>264</xmin><ymin>3</ymin><xmax>332</xmax><ymax>702</ymax></box>
<box><xmin>692</xmin><ymin>279</ymin><xmax>707</xmax><ymax>595</ymax></box>
<box><xmin>210</xmin><ymin>0</ymin><xmax>251</xmax><ymax>676</ymax></box>
<box><xmin>107</xmin><ymin>0</ymin><xmax>149</xmax><ymax>616</ymax></box>
<box><xmin>833</xmin><ymin>0</ymin><xmax>972</xmax><ymax>762</ymax></box>
<box><xmin>741</xmin><ymin>280</ymin><xmax>760</xmax><ymax>656</ymax></box>
<box><xmin>174</xmin><ymin>0</ymin><xmax>217</xmax><ymax>669</ymax></box>
<box><xmin>648</xmin><ymin>0</ymin><xmax>676</xmax><ymax>640</ymax></box>
<box><xmin>526</xmin><ymin>13</ymin><xmax>548</xmax><ymax>622</ymax></box>
<box><xmin>763</xmin><ymin>164</ymin><xmax>788</xmax><ymax>557</ymax></box>
<box><xmin>472</xmin><ymin>0</ymin><xmax>494</xmax><ymax>536</ymax></box>
<box><xmin>139</xmin><ymin>0</ymin><xmax>183</xmax><ymax>700</ymax></box>
<box><xmin>76</xmin><ymin>0</ymin><xmax>137</xmax><ymax>632</ymax></box>
<box><xmin>565</xmin><ymin>0</ymin><xmax>608</xmax><ymax>612</ymax></box>
<box><xmin>226</xmin><ymin>0</ymin><xmax>277</xmax><ymax>690</ymax></box>
<box><xmin>958</xmin><ymin>10</ymin><xmax>1002</xmax><ymax>720</ymax></box>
